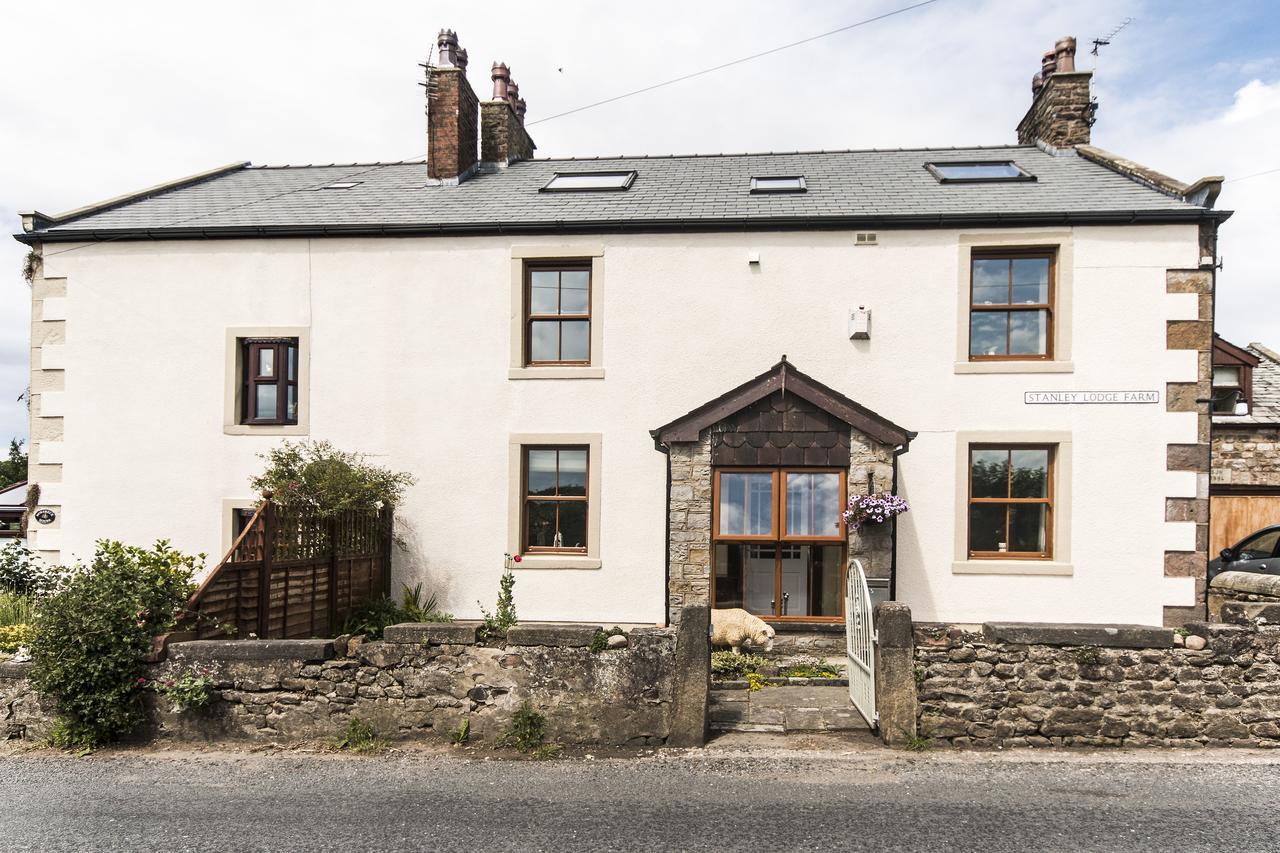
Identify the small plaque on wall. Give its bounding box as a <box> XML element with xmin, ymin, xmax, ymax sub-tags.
<box><xmin>1024</xmin><ymin>390</ymin><xmax>1159</xmax><ymax>405</ymax></box>
<box><xmin>33</xmin><ymin>509</ymin><xmax>56</xmax><ymax>525</ymax></box>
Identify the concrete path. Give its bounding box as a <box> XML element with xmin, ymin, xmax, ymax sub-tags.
<box><xmin>1</xmin><ymin>735</ymin><xmax>1278</xmax><ymax>851</ymax></box>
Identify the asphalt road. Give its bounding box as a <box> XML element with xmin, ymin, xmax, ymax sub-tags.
<box><xmin>1</xmin><ymin>735</ymin><xmax>1279</xmax><ymax>852</ymax></box>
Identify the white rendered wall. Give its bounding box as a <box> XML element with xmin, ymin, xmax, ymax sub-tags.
<box><xmin>41</xmin><ymin>224</ymin><xmax>1201</xmax><ymax>626</ymax></box>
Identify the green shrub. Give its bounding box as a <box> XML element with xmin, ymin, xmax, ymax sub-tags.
<box><xmin>498</xmin><ymin>701</ymin><xmax>558</xmax><ymax>757</ymax></box>
<box><xmin>149</xmin><ymin>668</ymin><xmax>217</xmax><ymax>711</ymax></box>
<box><xmin>590</xmin><ymin>626</ymin><xmax>625</xmax><ymax>653</ymax></box>
<box><xmin>251</xmin><ymin>440</ymin><xmax>415</xmax><ymax>517</ymax></box>
<box><xmin>478</xmin><ymin>568</ymin><xmax>517</xmax><ymax>639</ymax></box>
<box><xmin>341</xmin><ymin>583</ymin><xmax>451</xmax><ymax>639</ymax></box>
<box><xmin>29</xmin><ymin>540</ymin><xmax>199</xmax><ymax>748</ymax></box>
<box><xmin>330</xmin><ymin>716</ymin><xmax>387</xmax><ymax>755</ymax></box>
<box><xmin>777</xmin><ymin>656</ymin><xmax>840</xmax><ymax>679</ymax></box>
<box><xmin>710</xmin><ymin>650</ymin><xmax>769</xmax><ymax>679</ymax></box>
<box><xmin>0</xmin><ymin>624</ymin><xmax>32</xmax><ymax>653</ymax></box>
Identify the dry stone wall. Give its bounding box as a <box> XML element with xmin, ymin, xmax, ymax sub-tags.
<box><xmin>1213</xmin><ymin>426</ymin><xmax>1280</xmax><ymax>487</ymax></box>
<box><xmin>1</xmin><ymin>623</ymin><xmax>682</xmax><ymax>747</ymax></box>
<box><xmin>915</xmin><ymin>622</ymin><xmax>1280</xmax><ymax>748</ymax></box>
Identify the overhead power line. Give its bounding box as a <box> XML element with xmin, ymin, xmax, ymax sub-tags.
<box><xmin>526</xmin><ymin>0</ymin><xmax>944</xmax><ymax>126</ymax></box>
<box><xmin>1226</xmin><ymin>167</ymin><xmax>1280</xmax><ymax>183</ymax></box>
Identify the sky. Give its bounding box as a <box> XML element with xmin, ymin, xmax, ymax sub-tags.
<box><xmin>1</xmin><ymin>0</ymin><xmax>1277</xmax><ymax>445</ymax></box>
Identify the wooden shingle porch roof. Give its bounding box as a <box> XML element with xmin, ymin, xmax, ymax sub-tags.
<box><xmin>651</xmin><ymin>357</ymin><xmax>915</xmax><ymax>448</ymax></box>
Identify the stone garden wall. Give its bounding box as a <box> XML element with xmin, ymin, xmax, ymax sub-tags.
<box><xmin>1</xmin><ymin>621</ymin><xmax>704</xmax><ymax>747</ymax></box>
<box><xmin>915</xmin><ymin>621</ymin><xmax>1280</xmax><ymax>748</ymax></box>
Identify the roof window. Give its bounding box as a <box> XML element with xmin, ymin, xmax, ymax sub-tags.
<box><xmin>319</xmin><ymin>181</ymin><xmax>362</xmax><ymax>190</ymax></box>
<box><xmin>926</xmin><ymin>162</ymin><xmax>1033</xmax><ymax>183</ymax></box>
<box><xmin>541</xmin><ymin>171</ymin><xmax>636</xmax><ymax>192</ymax></box>
<box><xmin>750</xmin><ymin>176</ymin><xmax>806</xmax><ymax>194</ymax></box>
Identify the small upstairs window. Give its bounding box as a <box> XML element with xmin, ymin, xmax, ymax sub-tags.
<box><xmin>1212</xmin><ymin>336</ymin><xmax>1258</xmax><ymax>415</ymax></box>
<box><xmin>750</xmin><ymin>176</ymin><xmax>806</xmax><ymax>194</ymax></box>
<box><xmin>241</xmin><ymin>338</ymin><xmax>299</xmax><ymax>425</ymax></box>
<box><xmin>926</xmin><ymin>161</ymin><xmax>1034</xmax><ymax>183</ymax></box>
<box><xmin>541</xmin><ymin>171</ymin><xmax>636</xmax><ymax>192</ymax></box>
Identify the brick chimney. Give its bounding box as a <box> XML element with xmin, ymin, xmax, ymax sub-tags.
<box><xmin>480</xmin><ymin>62</ymin><xmax>536</xmax><ymax>167</ymax></box>
<box><xmin>425</xmin><ymin>29</ymin><xmax>480</xmax><ymax>182</ymax></box>
<box><xmin>1016</xmin><ymin>36</ymin><xmax>1096</xmax><ymax>148</ymax></box>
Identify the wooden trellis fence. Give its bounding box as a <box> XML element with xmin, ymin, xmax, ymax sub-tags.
<box><xmin>184</xmin><ymin>498</ymin><xmax>393</xmax><ymax>640</ymax></box>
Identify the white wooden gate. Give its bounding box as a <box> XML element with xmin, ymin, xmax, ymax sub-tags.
<box><xmin>845</xmin><ymin>558</ymin><xmax>877</xmax><ymax>728</ymax></box>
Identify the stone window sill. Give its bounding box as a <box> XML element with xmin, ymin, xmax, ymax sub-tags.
<box><xmin>954</xmin><ymin>361</ymin><xmax>1074</xmax><ymax>375</ymax></box>
<box><xmin>514</xmin><ymin>556</ymin><xmax>602</xmax><ymax>570</ymax></box>
<box><xmin>508</xmin><ymin>367</ymin><xmax>605</xmax><ymax>380</ymax></box>
<box><xmin>223</xmin><ymin>424</ymin><xmax>309</xmax><ymax>436</ymax></box>
<box><xmin>952</xmin><ymin>560</ymin><xmax>1073</xmax><ymax>576</ymax></box>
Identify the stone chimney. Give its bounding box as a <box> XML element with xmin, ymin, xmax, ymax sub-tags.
<box><xmin>426</xmin><ymin>29</ymin><xmax>480</xmax><ymax>182</ymax></box>
<box><xmin>1017</xmin><ymin>36</ymin><xmax>1096</xmax><ymax>148</ymax></box>
<box><xmin>480</xmin><ymin>62</ymin><xmax>536</xmax><ymax>167</ymax></box>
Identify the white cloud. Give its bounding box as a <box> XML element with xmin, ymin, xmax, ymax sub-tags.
<box><xmin>1101</xmin><ymin>77</ymin><xmax>1280</xmax><ymax>348</ymax></box>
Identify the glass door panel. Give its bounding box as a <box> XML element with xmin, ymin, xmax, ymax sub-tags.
<box><xmin>744</xmin><ymin>544</ymin><xmax>776</xmax><ymax>615</ymax></box>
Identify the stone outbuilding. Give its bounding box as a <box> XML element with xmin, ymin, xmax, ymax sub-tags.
<box><xmin>1210</xmin><ymin>335</ymin><xmax>1280</xmax><ymax>551</ymax></box>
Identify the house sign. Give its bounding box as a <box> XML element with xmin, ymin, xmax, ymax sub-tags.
<box><xmin>33</xmin><ymin>508</ymin><xmax>56</xmax><ymax>525</ymax></box>
<box><xmin>1024</xmin><ymin>390</ymin><xmax>1160</xmax><ymax>405</ymax></box>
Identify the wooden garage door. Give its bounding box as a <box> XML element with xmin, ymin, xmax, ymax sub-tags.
<box><xmin>1211</xmin><ymin>495</ymin><xmax>1280</xmax><ymax>553</ymax></box>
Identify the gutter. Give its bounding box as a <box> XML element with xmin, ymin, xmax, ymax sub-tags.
<box><xmin>652</xmin><ymin>432</ymin><xmax>673</xmax><ymax>629</ymax></box>
<box><xmin>13</xmin><ymin>207</ymin><xmax>1233</xmax><ymax>246</ymax></box>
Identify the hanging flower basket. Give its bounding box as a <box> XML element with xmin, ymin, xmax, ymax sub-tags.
<box><xmin>843</xmin><ymin>493</ymin><xmax>909</xmax><ymax>530</ymax></box>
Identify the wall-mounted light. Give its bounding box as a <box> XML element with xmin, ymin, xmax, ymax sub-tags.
<box><xmin>747</xmin><ymin>250</ymin><xmax>761</xmax><ymax>266</ymax></box>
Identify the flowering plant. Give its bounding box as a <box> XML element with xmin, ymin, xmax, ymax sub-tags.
<box><xmin>843</xmin><ymin>493</ymin><xmax>909</xmax><ymax>530</ymax></box>
<box><xmin>147</xmin><ymin>667</ymin><xmax>217</xmax><ymax>712</ymax></box>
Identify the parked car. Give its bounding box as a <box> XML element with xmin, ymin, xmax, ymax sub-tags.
<box><xmin>1209</xmin><ymin>525</ymin><xmax>1280</xmax><ymax>580</ymax></box>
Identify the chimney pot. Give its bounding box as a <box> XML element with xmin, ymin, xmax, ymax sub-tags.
<box><xmin>437</xmin><ymin>29</ymin><xmax>460</xmax><ymax>67</ymax></box>
<box><xmin>507</xmin><ymin>80</ymin><xmax>520</xmax><ymax>111</ymax></box>
<box><xmin>515</xmin><ymin>98</ymin><xmax>527</xmax><ymax>121</ymax></box>
<box><xmin>1054</xmin><ymin>36</ymin><xmax>1076</xmax><ymax>73</ymax></box>
<box><xmin>491</xmin><ymin>62</ymin><xmax>511</xmax><ymax>101</ymax></box>
<box><xmin>456</xmin><ymin>47</ymin><xmax>469</xmax><ymax>71</ymax></box>
<box><xmin>1041</xmin><ymin>49</ymin><xmax>1057</xmax><ymax>79</ymax></box>
<box><xmin>1032</xmin><ymin>73</ymin><xmax>1043</xmax><ymax>96</ymax></box>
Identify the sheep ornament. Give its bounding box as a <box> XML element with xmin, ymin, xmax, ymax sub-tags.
<box><xmin>710</xmin><ymin>608</ymin><xmax>775</xmax><ymax>654</ymax></box>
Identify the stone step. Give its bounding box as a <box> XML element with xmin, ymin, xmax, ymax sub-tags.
<box><xmin>708</xmin><ymin>684</ymin><xmax>872</xmax><ymax>733</ymax></box>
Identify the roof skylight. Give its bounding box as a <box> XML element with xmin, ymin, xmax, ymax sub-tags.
<box><xmin>925</xmin><ymin>162</ymin><xmax>1034</xmax><ymax>183</ymax></box>
<box><xmin>319</xmin><ymin>181</ymin><xmax>362</xmax><ymax>189</ymax></box>
<box><xmin>750</xmin><ymin>176</ymin><xmax>807</xmax><ymax>194</ymax></box>
<box><xmin>541</xmin><ymin>171</ymin><xmax>637</xmax><ymax>192</ymax></box>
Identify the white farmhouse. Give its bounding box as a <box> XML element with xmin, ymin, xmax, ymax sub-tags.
<box><xmin>16</xmin><ymin>33</ymin><xmax>1227</xmax><ymax>628</ymax></box>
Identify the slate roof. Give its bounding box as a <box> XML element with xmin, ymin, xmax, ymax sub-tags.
<box><xmin>1217</xmin><ymin>345</ymin><xmax>1280</xmax><ymax>426</ymax></box>
<box><xmin>18</xmin><ymin>144</ymin><xmax>1224</xmax><ymax>243</ymax></box>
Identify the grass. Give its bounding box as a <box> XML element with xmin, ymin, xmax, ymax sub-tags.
<box><xmin>904</xmin><ymin>725</ymin><xmax>935</xmax><ymax>752</ymax></box>
<box><xmin>0</xmin><ymin>590</ymin><xmax>34</xmax><ymax>628</ymax></box>
<box><xmin>330</xmin><ymin>716</ymin><xmax>389</xmax><ymax>755</ymax></box>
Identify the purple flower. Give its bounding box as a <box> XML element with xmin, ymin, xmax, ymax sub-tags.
<box><xmin>843</xmin><ymin>492</ymin><xmax>909</xmax><ymax>530</ymax></box>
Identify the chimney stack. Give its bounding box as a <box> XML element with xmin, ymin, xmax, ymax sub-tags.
<box><xmin>1017</xmin><ymin>36</ymin><xmax>1095</xmax><ymax>148</ymax></box>
<box><xmin>480</xmin><ymin>62</ymin><xmax>535</xmax><ymax>167</ymax></box>
<box><xmin>425</xmin><ymin>29</ymin><xmax>480</xmax><ymax>182</ymax></box>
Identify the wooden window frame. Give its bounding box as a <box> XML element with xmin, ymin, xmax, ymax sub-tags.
<box><xmin>968</xmin><ymin>250</ymin><xmax>1056</xmax><ymax>362</ymax></box>
<box><xmin>521</xmin><ymin>444</ymin><xmax>590</xmax><ymax>554</ymax></box>
<box><xmin>967</xmin><ymin>444</ymin><xmax>1055</xmax><ymax>561</ymax></box>
<box><xmin>240</xmin><ymin>338</ymin><xmax>299</xmax><ymax>426</ymax></box>
<box><xmin>524</xmin><ymin>261</ymin><xmax>592</xmax><ymax>367</ymax></box>
<box><xmin>712</xmin><ymin>467</ymin><xmax>847</xmax><ymax>622</ymax></box>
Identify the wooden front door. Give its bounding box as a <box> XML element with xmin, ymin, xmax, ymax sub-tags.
<box><xmin>711</xmin><ymin>467</ymin><xmax>847</xmax><ymax>621</ymax></box>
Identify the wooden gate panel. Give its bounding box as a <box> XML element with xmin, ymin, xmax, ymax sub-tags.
<box><xmin>1211</xmin><ymin>495</ymin><xmax>1280</xmax><ymax>553</ymax></box>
